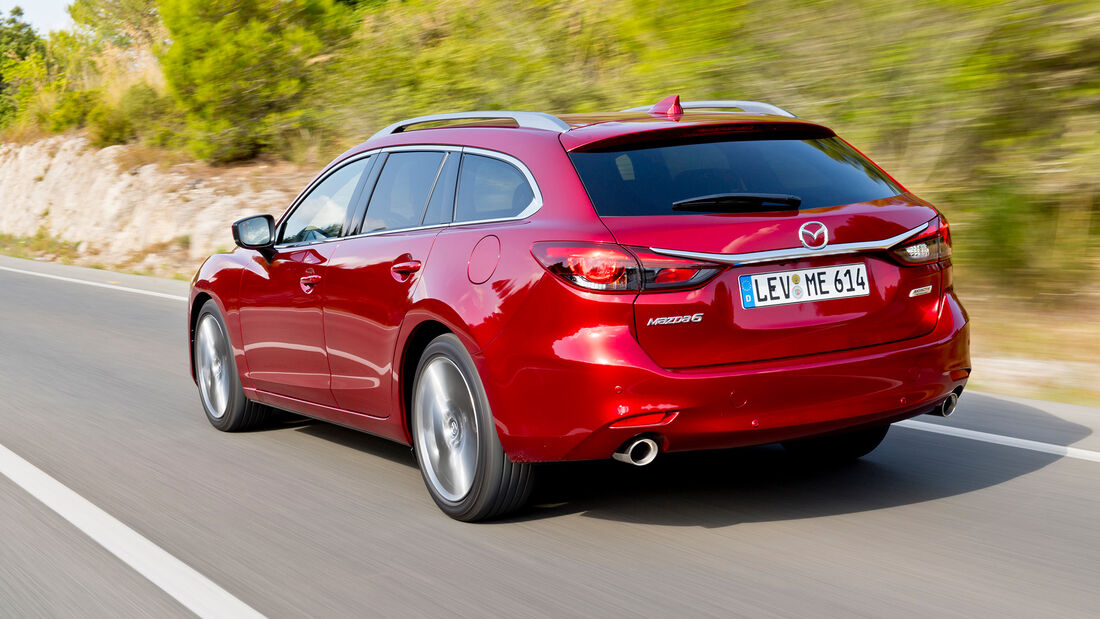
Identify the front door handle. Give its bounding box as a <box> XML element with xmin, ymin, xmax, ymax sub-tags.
<box><xmin>300</xmin><ymin>274</ymin><xmax>322</xmax><ymax>293</ymax></box>
<box><xmin>390</xmin><ymin>260</ymin><xmax>422</xmax><ymax>282</ymax></box>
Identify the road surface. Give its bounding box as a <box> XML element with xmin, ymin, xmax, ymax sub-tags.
<box><xmin>1</xmin><ymin>255</ymin><xmax>1097</xmax><ymax>617</ymax></box>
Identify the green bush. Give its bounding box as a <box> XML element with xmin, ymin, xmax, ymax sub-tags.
<box><xmin>45</xmin><ymin>89</ymin><xmax>101</xmax><ymax>132</ymax></box>
<box><xmin>88</xmin><ymin>83</ymin><xmax>185</xmax><ymax>148</ymax></box>
<box><xmin>158</xmin><ymin>0</ymin><xmax>353</xmax><ymax>163</ymax></box>
<box><xmin>87</xmin><ymin>99</ymin><xmax>134</xmax><ymax>147</ymax></box>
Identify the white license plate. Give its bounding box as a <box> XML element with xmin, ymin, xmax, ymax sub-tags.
<box><xmin>739</xmin><ymin>263</ymin><xmax>869</xmax><ymax>309</ymax></box>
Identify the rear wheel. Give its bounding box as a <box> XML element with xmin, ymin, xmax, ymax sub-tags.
<box><xmin>193</xmin><ymin>300</ymin><xmax>269</xmax><ymax>431</ymax></box>
<box><xmin>782</xmin><ymin>423</ymin><xmax>890</xmax><ymax>463</ymax></box>
<box><xmin>411</xmin><ymin>334</ymin><xmax>533</xmax><ymax>521</ymax></box>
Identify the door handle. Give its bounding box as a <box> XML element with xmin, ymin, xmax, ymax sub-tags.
<box><xmin>300</xmin><ymin>274</ymin><xmax>322</xmax><ymax>293</ymax></box>
<box><xmin>390</xmin><ymin>260</ymin><xmax>422</xmax><ymax>282</ymax></box>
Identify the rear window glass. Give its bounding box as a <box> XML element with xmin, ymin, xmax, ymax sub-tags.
<box><xmin>569</xmin><ymin>137</ymin><xmax>902</xmax><ymax>216</ymax></box>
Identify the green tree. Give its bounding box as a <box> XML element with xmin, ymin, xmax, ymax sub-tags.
<box><xmin>157</xmin><ymin>0</ymin><xmax>352</xmax><ymax>163</ymax></box>
<box><xmin>0</xmin><ymin>7</ymin><xmax>45</xmax><ymax>126</ymax></box>
<box><xmin>69</xmin><ymin>0</ymin><xmax>161</xmax><ymax>47</ymax></box>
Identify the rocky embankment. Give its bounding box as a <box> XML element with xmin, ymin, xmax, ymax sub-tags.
<box><xmin>0</xmin><ymin>135</ymin><xmax>315</xmax><ymax>276</ymax></box>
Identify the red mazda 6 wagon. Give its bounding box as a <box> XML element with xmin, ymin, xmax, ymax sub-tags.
<box><xmin>189</xmin><ymin>96</ymin><xmax>970</xmax><ymax>521</ymax></box>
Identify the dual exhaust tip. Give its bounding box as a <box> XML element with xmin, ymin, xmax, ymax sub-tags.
<box><xmin>613</xmin><ymin>437</ymin><xmax>659</xmax><ymax>466</ymax></box>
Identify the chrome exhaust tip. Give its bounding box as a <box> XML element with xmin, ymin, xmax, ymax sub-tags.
<box><xmin>933</xmin><ymin>392</ymin><xmax>959</xmax><ymax>417</ymax></box>
<box><xmin>613</xmin><ymin>437</ymin><xmax>659</xmax><ymax>466</ymax></box>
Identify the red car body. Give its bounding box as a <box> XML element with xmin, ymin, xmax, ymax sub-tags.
<box><xmin>190</xmin><ymin>99</ymin><xmax>969</xmax><ymax>466</ymax></box>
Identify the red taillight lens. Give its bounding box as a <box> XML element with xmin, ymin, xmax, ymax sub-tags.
<box><xmin>532</xmin><ymin>243</ymin><xmax>724</xmax><ymax>292</ymax></box>
<box><xmin>532</xmin><ymin>243</ymin><xmax>641</xmax><ymax>291</ymax></box>
<box><xmin>891</xmin><ymin>215</ymin><xmax>952</xmax><ymax>265</ymax></box>
<box><xmin>628</xmin><ymin>248</ymin><xmax>725</xmax><ymax>290</ymax></box>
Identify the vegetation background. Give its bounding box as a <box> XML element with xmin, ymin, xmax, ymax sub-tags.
<box><xmin>0</xmin><ymin>0</ymin><xmax>1097</xmax><ymax>401</ymax></box>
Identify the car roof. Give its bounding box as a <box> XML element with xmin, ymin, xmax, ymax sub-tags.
<box><xmin>345</xmin><ymin>97</ymin><xmax>834</xmax><ymax>160</ymax></box>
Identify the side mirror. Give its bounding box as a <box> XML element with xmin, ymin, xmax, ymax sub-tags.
<box><xmin>232</xmin><ymin>214</ymin><xmax>276</xmax><ymax>261</ymax></box>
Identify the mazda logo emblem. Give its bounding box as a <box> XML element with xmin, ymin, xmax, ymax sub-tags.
<box><xmin>799</xmin><ymin>221</ymin><xmax>829</xmax><ymax>250</ymax></box>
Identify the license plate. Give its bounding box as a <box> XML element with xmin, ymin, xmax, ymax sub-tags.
<box><xmin>739</xmin><ymin>263</ymin><xmax>869</xmax><ymax>309</ymax></box>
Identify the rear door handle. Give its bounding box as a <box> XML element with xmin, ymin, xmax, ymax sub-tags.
<box><xmin>300</xmin><ymin>274</ymin><xmax>322</xmax><ymax>293</ymax></box>
<box><xmin>390</xmin><ymin>260</ymin><xmax>422</xmax><ymax>282</ymax></box>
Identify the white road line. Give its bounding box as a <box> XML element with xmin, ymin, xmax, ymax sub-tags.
<box><xmin>898</xmin><ymin>419</ymin><xmax>1100</xmax><ymax>463</ymax></box>
<box><xmin>0</xmin><ymin>443</ymin><xmax>264</xmax><ymax>618</ymax></box>
<box><xmin>0</xmin><ymin>265</ymin><xmax>187</xmax><ymax>301</ymax></box>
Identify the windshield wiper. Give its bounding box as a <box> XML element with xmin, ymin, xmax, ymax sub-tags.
<box><xmin>671</xmin><ymin>193</ymin><xmax>802</xmax><ymax>212</ymax></box>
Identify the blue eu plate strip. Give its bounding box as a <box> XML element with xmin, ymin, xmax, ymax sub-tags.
<box><xmin>739</xmin><ymin>275</ymin><xmax>756</xmax><ymax>308</ymax></box>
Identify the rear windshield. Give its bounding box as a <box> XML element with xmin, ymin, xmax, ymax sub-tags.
<box><xmin>569</xmin><ymin>137</ymin><xmax>903</xmax><ymax>216</ymax></box>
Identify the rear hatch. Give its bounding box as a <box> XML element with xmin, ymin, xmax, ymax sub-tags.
<box><xmin>568</xmin><ymin>128</ymin><xmax>944</xmax><ymax>368</ymax></box>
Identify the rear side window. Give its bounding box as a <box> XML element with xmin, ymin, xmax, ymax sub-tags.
<box><xmin>280</xmin><ymin>157</ymin><xmax>370</xmax><ymax>244</ymax></box>
<box><xmin>569</xmin><ymin>137</ymin><xmax>902</xmax><ymax>216</ymax></box>
<box><xmin>455</xmin><ymin>154</ymin><xmax>534</xmax><ymax>223</ymax></box>
<box><xmin>363</xmin><ymin>151</ymin><xmax>446</xmax><ymax>233</ymax></box>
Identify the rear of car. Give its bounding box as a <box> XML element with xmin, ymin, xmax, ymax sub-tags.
<box><xmin>478</xmin><ymin>112</ymin><xmax>969</xmax><ymax>463</ymax></box>
<box><xmin>193</xmin><ymin>98</ymin><xmax>970</xmax><ymax>521</ymax></box>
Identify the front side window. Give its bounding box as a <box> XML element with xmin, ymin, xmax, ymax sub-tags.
<box><xmin>280</xmin><ymin>157</ymin><xmax>370</xmax><ymax>244</ymax></box>
<box><xmin>454</xmin><ymin>154</ymin><xmax>534</xmax><ymax>223</ymax></box>
<box><xmin>362</xmin><ymin>151</ymin><xmax>447</xmax><ymax>233</ymax></box>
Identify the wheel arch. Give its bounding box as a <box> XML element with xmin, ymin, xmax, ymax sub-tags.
<box><xmin>397</xmin><ymin>319</ymin><xmax>453</xmax><ymax>443</ymax></box>
<box><xmin>188</xmin><ymin>291</ymin><xmax>214</xmax><ymax>380</ymax></box>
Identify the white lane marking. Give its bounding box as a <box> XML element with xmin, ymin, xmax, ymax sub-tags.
<box><xmin>0</xmin><ymin>443</ymin><xmax>264</xmax><ymax>618</ymax></box>
<box><xmin>0</xmin><ymin>265</ymin><xmax>187</xmax><ymax>301</ymax></box>
<box><xmin>898</xmin><ymin>419</ymin><xmax>1100</xmax><ymax>463</ymax></box>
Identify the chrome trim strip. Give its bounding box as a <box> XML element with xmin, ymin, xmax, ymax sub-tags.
<box><xmin>371</xmin><ymin>111</ymin><xmax>571</xmax><ymax>140</ymax></box>
<box><xmin>380</xmin><ymin>144</ymin><xmax>463</xmax><ymax>153</ymax></box>
<box><xmin>620</xmin><ymin>100</ymin><xmax>797</xmax><ymax>118</ymax></box>
<box><xmin>650</xmin><ymin>222</ymin><xmax>929</xmax><ymax>267</ymax></box>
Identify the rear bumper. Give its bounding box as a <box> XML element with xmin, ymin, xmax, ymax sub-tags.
<box><xmin>478</xmin><ymin>285</ymin><xmax>970</xmax><ymax>462</ymax></box>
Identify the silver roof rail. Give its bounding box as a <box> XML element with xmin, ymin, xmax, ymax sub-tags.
<box><xmin>371</xmin><ymin>111</ymin><xmax>571</xmax><ymax>140</ymax></box>
<box><xmin>620</xmin><ymin>100</ymin><xmax>797</xmax><ymax>118</ymax></box>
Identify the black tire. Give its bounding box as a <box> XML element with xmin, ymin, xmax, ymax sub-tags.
<box><xmin>782</xmin><ymin>423</ymin><xmax>890</xmax><ymax>463</ymax></box>
<box><xmin>193</xmin><ymin>299</ymin><xmax>269</xmax><ymax>431</ymax></box>
<box><xmin>410</xmin><ymin>334</ymin><xmax>533</xmax><ymax>521</ymax></box>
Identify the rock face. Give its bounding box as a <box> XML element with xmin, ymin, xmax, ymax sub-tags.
<box><xmin>0</xmin><ymin>135</ymin><xmax>316</xmax><ymax>272</ymax></box>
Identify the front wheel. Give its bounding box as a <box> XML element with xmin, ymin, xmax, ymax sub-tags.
<box><xmin>193</xmin><ymin>300</ymin><xmax>269</xmax><ymax>431</ymax></box>
<box><xmin>781</xmin><ymin>423</ymin><xmax>890</xmax><ymax>463</ymax></box>
<box><xmin>411</xmin><ymin>334</ymin><xmax>533</xmax><ymax>521</ymax></box>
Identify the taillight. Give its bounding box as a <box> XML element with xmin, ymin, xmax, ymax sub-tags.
<box><xmin>532</xmin><ymin>243</ymin><xmax>641</xmax><ymax>291</ymax></box>
<box><xmin>532</xmin><ymin>243</ymin><xmax>724</xmax><ymax>292</ymax></box>
<box><xmin>891</xmin><ymin>215</ymin><xmax>952</xmax><ymax>265</ymax></box>
<box><xmin>628</xmin><ymin>248</ymin><xmax>725</xmax><ymax>291</ymax></box>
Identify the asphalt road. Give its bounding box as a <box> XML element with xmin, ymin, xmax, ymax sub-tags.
<box><xmin>1</xmin><ymin>254</ymin><xmax>1098</xmax><ymax>618</ymax></box>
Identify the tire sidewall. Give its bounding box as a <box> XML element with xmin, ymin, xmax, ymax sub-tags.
<box><xmin>411</xmin><ymin>334</ymin><xmax>506</xmax><ymax>520</ymax></box>
<box><xmin>194</xmin><ymin>300</ymin><xmax>247</xmax><ymax>430</ymax></box>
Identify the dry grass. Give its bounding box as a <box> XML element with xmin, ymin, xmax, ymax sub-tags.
<box><xmin>112</xmin><ymin>143</ymin><xmax>194</xmax><ymax>172</ymax></box>
<box><xmin>0</xmin><ymin>228</ymin><xmax>81</xmax><ymax>263</ymax></box>
<box><xmin>0</xmin><ymin>123</ymin><xmax>52</xmax><ymax>146</ymax></box>
<box><xmin>959</xmin><ymin>284</ymin><xmax>1100</xmax><ymax>406</ymax></box>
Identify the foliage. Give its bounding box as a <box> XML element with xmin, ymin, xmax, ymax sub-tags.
<box><xmin>69</xmin><ymin>0</ymin><xmax>161</xmax><ymax>47</ymax></box>
<box><xmin>0</xmin><ymin>7</ymin><xmax>45</xmax><ymax>125</ymax></box>
<box><xmin>157</xmin><ymin>0</ymin><xmax>353</xmax><ymax>163</ymax></box>
<box><xmin>0</xmin><ymin>0</ymin><xmax>1097</xmax><ymax>296</ymax></box>
<box><xmin>88</xmin><ymin>82</ymin><xmax>182</xmax><ymax>147</ymax></box>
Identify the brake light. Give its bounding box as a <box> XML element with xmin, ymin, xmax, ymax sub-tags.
<box><xmin>628</xmin><ymin>248</ymin><xmax>725</xmax><ymax>290</ymax></box>
<box><xmin>891</xmin><ymin>215</ymin><xmax>952</xmax><ymax>265</ymax></box>
<box><xmin>532</xmin><ymin>243</ymin><xmax>641</xmax><ymax>291</ymax></box>
<box><xmin>532</xmin><ymin>243</ymin><xmax>724</xmax><ymax>292</ymax></box>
